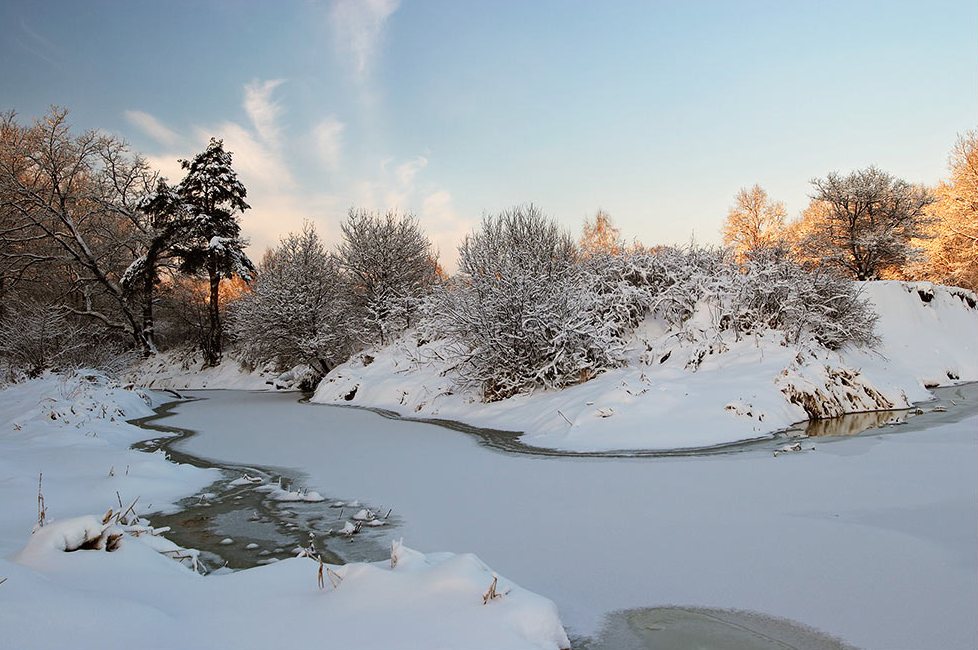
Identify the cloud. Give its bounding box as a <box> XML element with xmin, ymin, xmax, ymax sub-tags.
<box><xmin>197</xmin><ymin>121</ymin><xmax>295</xmax><ymax>192</ymax></box>
<box><xmin>243</xmin><ymin>78</ymin><xmax>286</xmax><ymax>147</ymax></box>
<box><xmin>124</xmin><ymin>110</ymin><xmax>181</xmax><ymax>147</ymax></box>
<box><xmin>395</xmin><ymin>155</ymin><xmax>428</xmax><ymax>187</ymax></box>
<box><xmin>330</xmin><ymin>0</ymin><xmax>400</xmax><ymax>83</ymax></box>
<box><xmin>122</xmin><ymin>79</ymin><xmax>465</xmax><ymax>269</ymax></box>
<box><xmin>313</xmin><ymin>116</ymin><xmax>345</xmax><ymax>171</ymax></box>
<box><xmin>143</xmin><ymin>153</ymin><xmax>185</xmax><ymax>185</ymax></box>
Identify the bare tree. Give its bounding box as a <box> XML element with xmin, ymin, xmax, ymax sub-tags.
<box><xmin>337</xmin><ymin>209</ymin><xmax>437</xmax><ymax>344</ymax></box>
<box><xmin>0</xmin><ymin>108</ymin><xmax>155</xmax><ymax>353</ymax></box>
<box><xmin>579</xmin><ymin>210</ymin><xmax>623</xmax><ymax>257</ymax></box>
<box><xmin>427</xmin><ymin>205</ymin><xmax>626</xmax><ymax>401</ymax></box>
<box><xmin>721</xmin><ymin>184</ymin><xmax>786</xmax><ymax>260</ymax></box>
<box><xmin>919</xmin><ymin>131</ymin><xmax>978</xmax><ymax>290</ymax></box>
<box><xmin>804</xmin><ymin>167</ymin><xmax>933</xmax><ymax>280</ymax></box>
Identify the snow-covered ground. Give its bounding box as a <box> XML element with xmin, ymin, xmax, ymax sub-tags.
<box><xmin>312</xmin><ymin>281</ymin><xmax>978</xmax><ymax>452</ymax></box>
<box><xmin>124</xmin><ymin>347</ymin><xmax>315</xmax><ymax>391</ymax></box>
<box><xmin>0</xmin><ymin>373</ymin><xmax>570</xmax><ymax>650</ymax></box>
<box><xmin>167</xmin><ymin>387</ymin><xmax>978</xmax><ymax>649</ymax></box>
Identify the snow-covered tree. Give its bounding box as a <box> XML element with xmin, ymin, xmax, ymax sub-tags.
<box><xmin>121</xmin><ymin>179</ymin><xmax>193</xmax><ymax>353</ymax></box>
<box><xmin>802</xmin><ymin>167</ymin><xmax>933</xmax><ymax>280</ymax></box>
<box><xmin>721</xmin><ymin>184</ymin><xmax>786</xmax><ymax>261</ymax></box>
<box><xmin>232</xmin><ymin>223</ymin><xmax>353</xmax><ymax>376</ymax></box>
<box><xmin>427</xmin><ymin>205</ymin><xmax>626</xmax><ymax>401</ymax></box>
<box><xmin>337</xmin><ymin>209</ymin><xmax>437</xmax><ymax>344</ymax></box>
<box><xmin>175</xmin><ymin>138</ymin><xmax>254</xmax><ymax>365</ymax></box>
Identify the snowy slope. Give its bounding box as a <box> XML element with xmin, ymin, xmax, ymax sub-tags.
<box><xmin>0</xmin><ymin>372</ymin><xmax>571</xmax><ymax>649</ymax></box>
<box><xmin>124</xmin><ymin>347</ymin><xmax>314</xmax><ymax>391</ymax></box>
<box><xmin>312</xmin><ymin>281</ymin><xmax>978</xmax><ymax>452</ymax></box>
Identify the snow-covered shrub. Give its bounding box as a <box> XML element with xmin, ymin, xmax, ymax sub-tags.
<box><xmin>231</xmin><ymin>224</ymin><xmax>354</xmax><ymax>376</ymax></box>
<box><xmin>732</xmin><ymin>246</ymin><xmax>878</xmax><ymax>350</ymax></box>
<box><xmin>0</xmin><ymin>298</ymin><xmax>136</xmax><ymax>378</ymax></box>
<box><xmin>426</xmin><ymin>206</ymin><xmax>626</xmax><ymax>401</ymax></box>
<box><xmin>337</xmin><ymin>209</ymin><xmax>438</xmax><ymax>345</ymax></box>
<box><xmin>586</xmin><ymin>245</ymin><xmax>877</xmax><ymax>354</ymax></box>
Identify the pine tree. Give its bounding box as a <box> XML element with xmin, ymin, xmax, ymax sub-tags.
<box><xmin>176</xmin><ymin>138</ymin><xmax>254</xmax><ymax>365</ymax></box>
<box><xmin>121</xmin><ymin>179</ymin><xmax>192</xmax><ymax>353</ymax></box>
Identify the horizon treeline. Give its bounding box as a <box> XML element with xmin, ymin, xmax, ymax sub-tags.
<box><xmin>1</xmin><ymin>108</ymin><xmax>975</xmax><ymax>395</ymax></box>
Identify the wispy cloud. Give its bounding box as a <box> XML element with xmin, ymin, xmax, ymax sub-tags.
<box><xmin>394</xmin><ymin>155</ymin><xmax>428</xmax><ymax>189</ymax></box>
<box><xmin>14</xmin><ymin>20</ymin><xmax>62</xmax><ymax>69</ymax></box>
<box><xmin>329</xmin><ymin>0</ymin><xmax>400</xmax><ymax>84</ymax></box>
<box><xmin>313</xmin><ymin>116</ymin><xmax>345</xmax><ymax>172</ymax></box>
<box><xmin>124</xmin><ymin>110</ymin><xmax>181</xmax><ymax>147</ymax></box>
<box><xmin>197</xmin><ymin>121</ymin><xmax>295</xmax><ymax>192</ymax></box>
<box><xmin>243</xmin><ymin>78</ymin><xmax>286</xmax><ymax>147</ymax></box>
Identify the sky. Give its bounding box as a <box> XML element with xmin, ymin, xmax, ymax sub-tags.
<box><xmin>1</xmin><ymin>0</ymin><xmax>975</xmax><ymax>269</ymax></box>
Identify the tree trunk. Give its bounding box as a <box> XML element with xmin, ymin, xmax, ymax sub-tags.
<box><xmin>207</xmin><ymin>260</ymin><xmax>222</xmax><ymax>366</ymax></box>
<box><xmin>141</xmin><ymin>259</ymin><xmax>157</xmax><ymax>356</ymax></box>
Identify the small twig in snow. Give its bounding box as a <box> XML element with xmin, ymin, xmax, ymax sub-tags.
<box><xmin>37</xmin><ymin>473</ymin><xmax>47</xmax><ymax>528</ymax></box>
<box><xmin>326</xmin><ymin>567</ymin><xmax>343</xmax><ymax>589</ymax></box>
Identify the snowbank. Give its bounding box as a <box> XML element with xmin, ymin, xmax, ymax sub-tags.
<box><xmin>6</xmin><ymin>521</ymin><xmax>569</xmax><ymax>650</ymax></box>
<box><xmin>0</xmin><ymin>370</ymin><xmax>215</xmax><ymax>559</ymax></box>
<box><xmin>125</xmin><ymin>347</ymin><xmax>316</xmax><ymax>391</ymax></box>
<box><xmin>0</xmin><ymin>372</ymin><xmax>571</xmax><ymax>649</ymax></box>
<box><xmin>312</xmin><ymin>281</ymin><xmax>978</xmax><ymax>452</ymax></box>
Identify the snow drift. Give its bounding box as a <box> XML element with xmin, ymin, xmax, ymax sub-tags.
<box><xmin>312</xmin><ymin>281</ymin><xmax>978</xmax><ymax>452</ymax></box>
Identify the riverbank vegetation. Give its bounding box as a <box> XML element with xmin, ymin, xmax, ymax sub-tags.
<box><xmin>1</xmin><ymin>109</ymin><xmax>975</xmax><ymax>399</ymax></box>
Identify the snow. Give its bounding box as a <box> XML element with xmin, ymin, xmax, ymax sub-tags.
<box><xmin>0</xmin><ymin>372</ymin><xmax>571</xmax><ymax>650</ymax></box>
<box><xmin>253</xmin><ymin>483</ymin><xmax>326</xmax><ymax>502</ymax></box>
<box><xmin>167</xmin><ymin>387</ymin><xmax>978</xmax><ymax>649</ymax></box>
<box><xmin>125</xmin><ymin>347</ymin><xmax>300</xmax><ymax>391</ymax></box>
<box><xmin>312</xmin><ymin>281</ymin><xmax>978</xmax><ymax>452</ymax></box>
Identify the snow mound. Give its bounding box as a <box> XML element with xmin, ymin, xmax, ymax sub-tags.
<box><xmin>0</xmin><ymin>369</ymin><xmax>156</xmax><ymax>431</ymax></box>
<box><xmin>18</xmin><ymin>516</ymin><xmax>120</xmax><ymax>560</ymax></box>
<box><xmin>254</xmin><ymin>483</ymin><xmax>326</xmax><ymax>502</ymax></box>
<box><xmin>313</xmin><ymin>281</ymin><xmax>978</xmax><ymax>452</ymax></box>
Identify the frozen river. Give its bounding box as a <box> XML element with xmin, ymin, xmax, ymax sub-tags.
<box><xmin>158</xmin><ymin>385</ymin><xmax>978</xmax><ymax>649</ymax></box>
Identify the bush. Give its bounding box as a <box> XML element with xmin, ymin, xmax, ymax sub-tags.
<box><xmin>426</xmin><ymin>206</ymin><xmax>626</xmax><ymax>401</ymax></box>
<box><xmin>585</xmin><ymin>245</ymin><xmax>877</xmax><ymax>353</ymax></box>
<box><xmin>0</xmin><ymin>299</ymin><xmax>136</xmax><ymax>378</ymax></box>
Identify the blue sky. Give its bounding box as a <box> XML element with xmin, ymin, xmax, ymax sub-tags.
<box><xmin>2</xmin><ymin>0</ymin><xmax>975</xmax><ymax>267</ymax></box>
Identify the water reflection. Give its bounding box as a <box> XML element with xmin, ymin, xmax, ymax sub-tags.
<box><xmin>803</xmin><ymin>408</ymin><xmax>910</xmax><ymax>438</ymax></box>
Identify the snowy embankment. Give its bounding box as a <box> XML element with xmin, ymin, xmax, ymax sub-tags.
<box><xmin>313</xmin><ymin>281</ymin><xmax>978</xmax><ymax>452</ymax></box>
<box><xmin>125</xmin><ymin>347</ymin><xmax>313</xmax><ymax>391</ymax></box>
<box><xmin>0</xmin><ymin>372</ymin><xmax>570</xmax><ymax>650</ymax></box>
